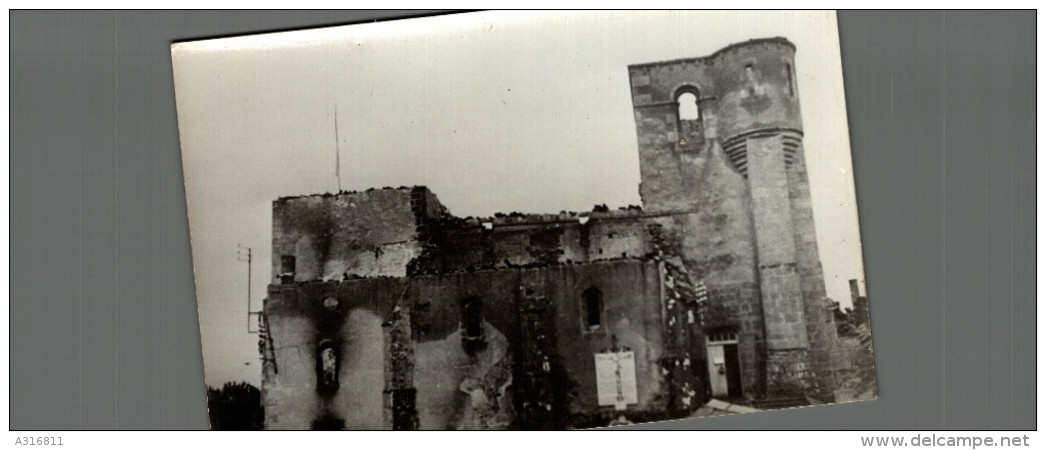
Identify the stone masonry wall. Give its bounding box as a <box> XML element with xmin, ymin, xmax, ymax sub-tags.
<box><xmin>747</xmin><ymin>134</ymin><xmax>808</xmax><ymax>352</ymax></box>
<box><xmin>628</xmin><ymin>38</ymin><xmax>802</xmax><ymax>211</ymax></box>
<box><xmin>411</xmin><ymin>211</ymin><xmax>658</xmax><ymax>275</ymax></box>
<box><xmin>271</xmin><ymin>188</ymin><xmax>445</xmax><ymax>282</ymax></box>
<box><xmin>262</xmin><ymin>277</ymin><xmax>404</xmax><ymax>430</ymax></box>
<box><xmin>788</xmin><ymin>143</ymin><xmax>840</xmax><ymax>398</ymax></box>
<box><xmin>262</xmin><ymin>38</ymin><xmax>846</xmax><ymax>429</ymax></box>
<box><xmin>263</xmin><ymin>259</ymin><xmax>673</xmax><ymax>430</ymax></box>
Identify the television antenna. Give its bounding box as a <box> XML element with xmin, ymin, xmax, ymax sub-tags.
<box><xmin>237</xmin><ymin>244</ymin><xmax>261</xmax><ymax>334</ymax></box>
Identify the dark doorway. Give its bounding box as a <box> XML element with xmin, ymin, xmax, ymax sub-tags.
<box><xmin>723</xmin><ymin>344</ymin><xmax>743</xmax><ymax>399</ymax></box>
<box><xmin>390</xmin><ymin>388</ymin><xmax>418</xmax><ymax>430</ymax></box>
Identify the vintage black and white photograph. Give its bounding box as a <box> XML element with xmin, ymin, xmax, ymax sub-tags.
<box><xmin>171</xmin><ymin>10</ymin><xmax>876</xmax><ymax>430</ymax></box>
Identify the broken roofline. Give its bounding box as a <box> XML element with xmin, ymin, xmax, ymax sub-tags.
<box><xmin>273</xmin><ymin>185</ymin><xmax>422</xmax><ymax>203</ymax></box>
<box><xmin>446</xmin><ymin>207</ymin><xmax>705</xmax><ymax>232</ymax></box>
<box><xmin>273</xmin><ymin>185</ymin><xmax>672</xmax><ymax>228</ymax></box>
<box><xmin>271</xmin><ymin>256</ymin><xmax>661</xmax><ymax>287</ymax></box>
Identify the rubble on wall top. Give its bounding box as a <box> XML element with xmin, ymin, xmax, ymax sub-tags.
<box><xmin>270</xmin><ymin>255</ymin><xmax>655</xmax><ymax>288</ymax></box>
<box><xmin>274</xmin><ymin>185</ymin><xmax>427</xmax><ymax>203</ymax></box>
<box><xmin>272</xmin><ymin>183</ymin><xmax>693</xmax><ymax>232</ymax></box>
<box><xmin>413</xmin><ymin>254</ymin><xmax>656</xmax><ymax>277</ymax></box>
<box><xmin>443</xmin><ymin>204</ymin><xmax>649</xmax><ymax>229</ymax></box>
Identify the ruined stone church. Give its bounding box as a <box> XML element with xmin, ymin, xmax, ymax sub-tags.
<box><xmin>259</xmin><ymin>37</ymin><xmax>844</xmax><ymax>430</ymax></box>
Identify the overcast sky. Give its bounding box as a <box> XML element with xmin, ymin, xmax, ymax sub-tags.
<box><xmin>172</xmin><ymin>10</ymin><xmax>865</xmax><ymax>387</ymax></box>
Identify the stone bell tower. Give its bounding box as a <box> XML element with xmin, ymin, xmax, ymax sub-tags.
<box><xmin>628</xmin><ymin>38</ymin><xmax>837</xmax><ymax>398</ymax></box>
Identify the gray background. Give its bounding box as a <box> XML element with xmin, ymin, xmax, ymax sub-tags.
<box><xmin>9</xmin><ymin>10</ymin><xmax>1036</xmax><ymax>430</ymax></box>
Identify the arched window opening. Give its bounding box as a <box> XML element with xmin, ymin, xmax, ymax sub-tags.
<box><xmin>675</xmin><ymin>87</ymin><xmax>704</xmax><ymax>148</ymax></box>
<box><xmin>583</xmin><ymin>287</ymin><xmax>604</xmax><ymax>331</ymax></box>
<box><xmin>676</xmin><ymin>92</ymin><xmax>699</xmax><ymax>120</ymax></box>
<box><xmin>460</xmin><ymin>296</ymin><xmax>486</xmax><ymax>353</ymax></box>
<box><xmin>785</xmin><ymin>63</ymin><xmax>794</xmax><ymax>96</ymax></box>
<box><xmin>462</xmin><ymin>296</ymin><xmax>483</xmax><ymax>338</ymax></box>
<box><xmin>744</xmin><ymin>64</ymin><xmax>757</xmax><ymax>95</ymax></box>
<box><xmin>316</xmin><ymin>341</ymin><xmax>339</xmax><ymax>392</ymax></box>
<box><xmin>280</xmin><ymin>255</ymin><xmax>296</xmax><ymax>284</ymax></box>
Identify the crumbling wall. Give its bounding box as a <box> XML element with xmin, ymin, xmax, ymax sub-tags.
<box><xmin>411</xmin><ymin>211</ymin><xmax>654</xmax><ymax>275</ymax></box>
<box><xmin>271</xmin><ymin>188</ymin><xmax>429</xmax><ymax>282</ymax></box>
<box><xmin>260</xmin><ymin>300</ymin><xmax>317</xmax><ymax>430</ymax></box>
<box><xmin>264</xmin><ymin>224</ymin><xmax>793</xmax><ymax>430</ymax></box>
<box><xmin>399</xmin><ymin>260</ymin><xmax>671</xmax><ymax>429</ymax></box>
<box><xmin>408</xmin><ymin>270</ymin><xmax>520</xmax><ymax>430</ymax></box>
<box><xmin>262</xmin><ymin>278</ymin><xmax>403</xmax><ymax>430</ymax></box>
<box><xmin>332</xmin><ymin>308</ymin><xmax>386</xmax><ymax>428</ymax></box>
<box><xmin>515</xmin><ymin>269</ymin><xmax>562</xmax><ymax>429</ymax></box>
<box><xmin>543</xmin><ymin>260</ymin><xmax>666</xmax><ymax>419</ymax></box>
<box><xmin>382</xmin><ymin>291</ymin><xmax>417</xmax><ymax>430</ymax></box>
<box><xmin>647</xmin><ymin>227</ymin><xmax>708</xmax><ymax>413</ymax></box>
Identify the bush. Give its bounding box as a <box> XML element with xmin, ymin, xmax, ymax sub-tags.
<box><xmin>207</xmin><ymin>381</ymin><xmax>263</xmax><ymax>430</ymax></box>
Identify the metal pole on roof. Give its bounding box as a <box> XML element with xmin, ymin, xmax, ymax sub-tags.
<box><xmin>237</xmin><ymin>244</ymin><xmax>257</xmax><ymax>334</ymax></box>
<box><xmin>334</xmin><ymin>106</ymin><xmax>342</xmax><ymax>192</ymax></box>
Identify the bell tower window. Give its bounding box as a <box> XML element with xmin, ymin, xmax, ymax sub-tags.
<box><xmin>744</xmin><ymin>64</ymin><xmax>756</xmax><ymax>95</ymax></box>
<box><xmin>674</xmin><ymin>86</ymin><xmax>703</xmax><ymax>147</ymax></box>
<box><xmin>676</xmin><ymin>92</ymin><xmax>699</xmax><ymax>120</ymax></box>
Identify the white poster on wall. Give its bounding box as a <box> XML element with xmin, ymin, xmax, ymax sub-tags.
<box><xmin>595</xmin><ymin>351</ymin><xmax>638</xmax><ymax>410</ymax></box>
